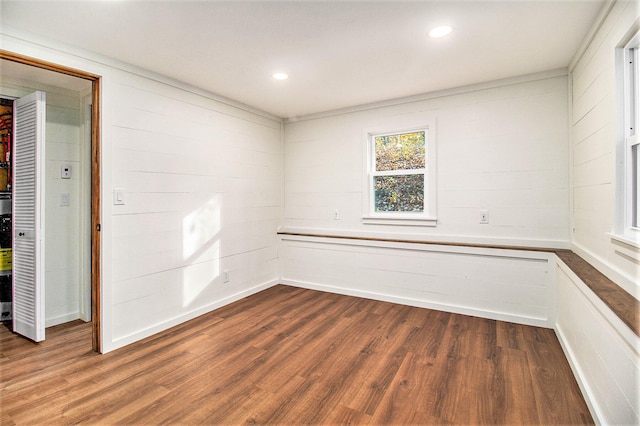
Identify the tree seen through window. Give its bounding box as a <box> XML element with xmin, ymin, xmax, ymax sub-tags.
<box><xmin>373</xmin><ymin>131</ymin><xmax>426</xmax><ymax>212</ymax></box>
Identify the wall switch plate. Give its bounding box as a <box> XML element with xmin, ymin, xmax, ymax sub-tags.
<box><xmin>61</xmin><ymin>164</ymin><xmax>72</xmax><ymax>179</ymax></box>
<box><xmin>113</xmin><ymin>189</ymin><xmax>125</xmax><ymax>205</ymax></box>
<box><xmin>60</xmin><ymin>193</ymin><xmax>70</xmax><ymax>206</ymax></box>
<box><xmin>479</xmin><ymin>210</ymin><xmax>489</xmax><ymax>224</ymax></box>
<box><xmin>223</xmin><ymin>270</ymin><xmax>230</xmax><ymax>283</ymax></box>
<box><xmin>333</xmin><ymin>209</ymin><xmax>340</xmax><ymax>220</ymax></box>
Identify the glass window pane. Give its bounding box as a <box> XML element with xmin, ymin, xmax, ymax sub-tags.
<box><xmin>633</xmin><ymin>143</ymin><xmax>639</xmax><ymax>227</ymax></box>
<box><xmin>374</xmin><ymin>174</ymin><xmax>424</xmax><ymax>212</ymax></box>
<box><xmin>633</xmin><ymin>47</ymin><xmax>639</xmax><ymax>137</ymax></box>
<box><xmin>375</xmin><ymin>131</ymin><xmax>425</xmax><ymax>171</ymax></box>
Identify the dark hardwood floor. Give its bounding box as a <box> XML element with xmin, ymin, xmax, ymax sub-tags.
<box><xmin>0</xmin><ymin>285</ymin><xmax>593</xmax><ymax>425</ymax></box>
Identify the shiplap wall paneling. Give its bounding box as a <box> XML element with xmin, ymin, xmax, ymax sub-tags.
<box><xmin>280</xmin><ymin>236</ymin><xmax>554</xmax><ymax>327</ymax></box>
<box><xmin>569</xmin><ymin>0</ymin><xmax>640</xmax><ymax>293</ymax></box>
<box><xmin>283</xmin><ymin>75</ymin><xmax>570</xmax><ymax>248</ymax></box>
<box><xmin>108</xmin><ymin>73</ymin><xmax>282</xmax><ymax>346</ymax></box>
<box><xmin>555</xmin><ymin>263</ymin><xmax>639</xmax><ymax>426</ymax></box>
<box><xmin>0</xmin><ymin>30</ymin><xmax>286</xmax><ymax>351</ymax></box>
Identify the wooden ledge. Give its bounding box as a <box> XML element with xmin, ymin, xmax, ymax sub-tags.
<box><xmin>555</xmin><ymin>250</ymin><xmax>639</xmax><ymax>337</ymax></box>
<box><xmin>278</xmin><ymin>231</ymin><xmax>639</xmax><ymax>337</ymax></box>
<box><xmin>277</xmin><ymin>231</ymin><xmax>559</xmax><ymax>253</ymax></box>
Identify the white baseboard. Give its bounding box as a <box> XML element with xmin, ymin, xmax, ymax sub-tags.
<box><xmin>45</xmin><ymin>312</ymin><xmax>81</xmax><ymax>328</ymax></box>
<box><xmin>554</xmin><ymin>323</ymin><xmax>604</xmax><ymax>425</ymax></box>
<box><xmin>281</xmin><ymin>278</ymin><xmax>550</xmax><ymax>328</ymax></box>
<box><xmin>108</xmin><ymin>279</ymin><xmax>279</xmax><ymax>353</ymax></box>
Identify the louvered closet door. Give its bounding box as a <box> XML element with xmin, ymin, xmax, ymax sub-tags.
<box><xmin>12</xmin><ymin>91</ymin><xmax>46</xmax><ymax>342</ymax></box>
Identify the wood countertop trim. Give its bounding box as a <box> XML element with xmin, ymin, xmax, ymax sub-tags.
<box><xmin>555</xmin><ymin>250</ymin><xmax>639</xmax><ymax>337</ymax></box>
<box><xmin>277</xmin><ymin>231</ymin><xmax>559</xmax><ymax>253</ymax></box>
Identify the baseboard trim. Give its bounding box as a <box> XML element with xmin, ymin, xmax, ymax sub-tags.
<box><xmin>281</xmin><ymin>278</ymin><xmax>550</xmax><ymax>328</ymax></box>
<box><xmin>109</xmin><ymin>279</ymin><xmax>279</xmax><ymax>352</ymax></box>
<box><xmin>554</xmin><ymin>322</ymin><xmax>604</xmax><ymax>425</ymax></box>
<box><xmin>45</xmin><ymin>312</ymin><xmax>81</xmax><ymax>328</ymax></box>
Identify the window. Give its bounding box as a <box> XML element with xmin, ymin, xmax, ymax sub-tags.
<box><xmin>363</xmin><ymin>125</ymin><xmax>436</xmax><ymax>226</ymax></box>
<box><xmin>614</xmin><ymin>32</ymin><xmax>640</xmax><ymax>245</ymax></box>
<box><xmin>626</xmin><ymin>45</ymin><xmax>640</xmax><ymax>228</ymax></box>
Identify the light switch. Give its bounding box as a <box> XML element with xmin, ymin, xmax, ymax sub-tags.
<box><xmin>113</xmin><ymin>189</ymin><xmax>125</xmax><ymax>205</ymax></box>
<box><xmin>60</xmin><ymin>193</ymin><xmax>70</xmax><ymax>206</ymax></box>
<box><xmin>61</xmin><ymin>164</ymin><xmax>72</xmax><ymax>179</ymax></box>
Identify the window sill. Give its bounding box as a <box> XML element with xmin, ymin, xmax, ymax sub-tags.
<box><xmin>362</xmin><ymin>215</ymin><xmax>437</xmax><ymax>227</ymax></box>
<box><xmin>609</xmin><ymin>232</ymin><xmax>640</xmax><ymax>249</ymax></box>
<box><xmin>608</xmin><ymin>232</ymin><xmax>640</xmax><ymax>261</ymax></box>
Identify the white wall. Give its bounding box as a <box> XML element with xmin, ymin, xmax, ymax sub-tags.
<box><xmin>108</xmin><ymin>72</ymin><xmax>282</xmax><ymax>348</ymax></box>
<box><xmin>280</xmin><ymin>73</ymin><xmax>569</xmax><ymax>327</ymax></box>
<box><xmin>283</xmin><ymin>73</ymin><xmax>570</xmax><ymax>248</ymax></box>
<box><xmin>1</xmin><ymin>30</ymin><xmax>283</xmax><ymax>352</ymax></box>
<box><xmin>0</xmin><ymin>77</ymin><xmax>91</xmax><ymax>327</ymax></box>
<box><xmin>44</xmin><ymin>92</ymin><xmax>85</xmax><ymax>327</ymax></box>
<box><xmin>556</xmin><ymin>2</ymin><xmax>640</xmax><ymax>423</ymax></box>
<box><xmin>569</xmin><ymin>0</ymin><xmax>640</xmax><ymax>296</ymax></box>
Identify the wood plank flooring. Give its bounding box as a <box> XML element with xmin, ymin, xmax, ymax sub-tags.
<box><xmin>0</xmin><ymin>285</ymin><xmax>593</xmax><ymax>425</ymax></box>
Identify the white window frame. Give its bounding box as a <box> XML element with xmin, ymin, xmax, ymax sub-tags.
<box><xmin>614</xmin><ymin>31</ymin><xmax>640</xmax><ymax>247</ymax></box>
<box><xmin>362</xmin><ymin>122</ymin><xmax>437</xmax><ymax>226</ymax></box>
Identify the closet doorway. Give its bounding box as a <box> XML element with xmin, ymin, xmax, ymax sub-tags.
<box><xmin>0</xmin><ymin>52</ymin><xmax>102</xmax><ymax>352</ymax></box>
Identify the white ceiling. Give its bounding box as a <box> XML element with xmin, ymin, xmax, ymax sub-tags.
<box><xmin>0</xmin><ymin>59</ymin><xmax>92</xmax><ymax>92</ymax></box>
<box><xmin>1</xmin><ymin>0</ymin><xmax>606</xmax><ymax>119</ymax></box>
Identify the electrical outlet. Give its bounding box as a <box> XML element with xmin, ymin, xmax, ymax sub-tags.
<box><xmin>479</xmin><ymin>210</ymin><xmax>489</xmax><ymax>224</ymax></box>
<box><xmin>223</xmin><ymin>270</ymin><xmax>230</xmax><ymax>283</ymax></box>
<box><xmin>60</xmin><ymin>164</ymin><xmax>72</xmax><ymax>179</ymax></box>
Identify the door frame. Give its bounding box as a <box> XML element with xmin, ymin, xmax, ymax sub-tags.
<box><xmin>0</xmin><ymin>50</ymin><xmax>102</xmax><ymax>352</ymax></box>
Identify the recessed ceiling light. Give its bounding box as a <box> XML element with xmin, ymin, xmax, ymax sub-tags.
<box><xmin>428</xmin><ymin>25</ymin><xmax>453</xmax><ymax>38</ymax></box>
<box><xmin>272</xmin><ymin>72</ymin><xmax>289</xmax><ymax>80</ymax></box>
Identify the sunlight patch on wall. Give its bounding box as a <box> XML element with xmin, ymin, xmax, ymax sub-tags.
<box><xmin>182</xmin><ymin>240</ymin><xmax>220</xmax><ymax>307</ymax></box>
<box><xmin>182</xmin><ymin>196</ymin><xmax>222</xmax><ymax>307</ymax></box>
<box><xmin>183</xmin><ymin>196</ymin><xmax>221</xmax><ymax>259</ymax></box>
